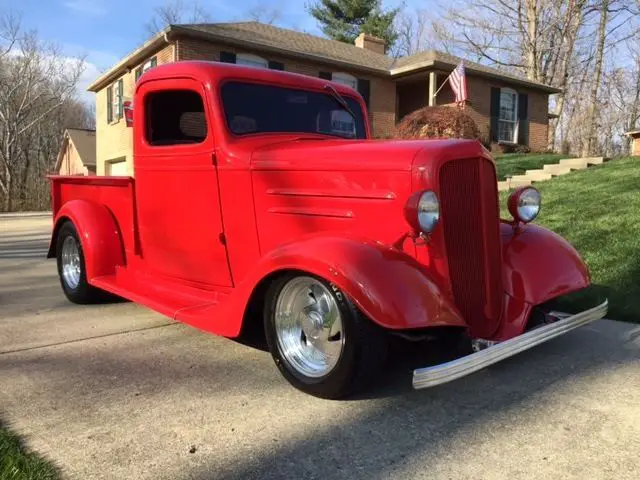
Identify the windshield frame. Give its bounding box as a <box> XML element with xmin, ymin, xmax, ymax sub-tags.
<box><xmin>218</xmin><ymin>79</ymin><xmax>369</xmax><ymax>140</ymax></box>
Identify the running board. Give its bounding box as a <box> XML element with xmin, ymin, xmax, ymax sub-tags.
<box><xmin>413</xmin><ymin>299</ymin><xmax>608</xmax><ymax>390</ymax></box>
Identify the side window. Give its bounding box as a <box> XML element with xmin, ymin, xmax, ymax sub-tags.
<box><xmin>145</xmin><ymin>90</ymin><xmax>208</xmax><ymax>146</ymax></box>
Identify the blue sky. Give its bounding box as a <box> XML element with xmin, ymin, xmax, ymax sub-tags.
<box><xmin>3</xmin><ymin>0</ymin><xmax>424</xmax><ymax>101</ymax></box>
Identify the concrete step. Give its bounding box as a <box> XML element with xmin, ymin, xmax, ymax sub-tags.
<box><xmin>520</xmin><ymin>170</ymin><xmax>553</xmax><ymax>182</ymax></box>
<box><xmin>504</xmin><ymin>177</ymin><xmax>533</xmax><ymax>188</ymax></box>
<box><xmin>542</xmin><ymin>164</ymin><xmax>573</xmax><ymax>175</ymax></box>
<box><xmin>584</xmin><ymin>156</ymin><xmax>608</xmax><ymax>165</ymax></box>
<box><xmin>559</xmin><ymin>158</ymin><xmax>589</xmax><ymax>169</ymax></box>
<box><xmin>498</xmin><ymin>181</ymin><xmax>511</xmax><ymax>191</ymax></box>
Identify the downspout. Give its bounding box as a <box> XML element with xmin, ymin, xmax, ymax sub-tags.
<box><xmin>163</xmin><ymin>31</ymin><xmax>175</xmax><ymax>61</ymax></box>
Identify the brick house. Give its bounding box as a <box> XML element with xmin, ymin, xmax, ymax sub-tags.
<box><xmin>87</xmin><ymin>21</ymin><xmax>560</xmax><ymax>176</ymax></box>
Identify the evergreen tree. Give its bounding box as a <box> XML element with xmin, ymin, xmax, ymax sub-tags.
<box><xmin>308</xmin><ymin>0</ymin><xmax>398</xmax><ymax>52</ymax></box>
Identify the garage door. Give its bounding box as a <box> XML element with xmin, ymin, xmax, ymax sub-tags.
<box><xmin>107</xmin><ymin>160</ymin><xmax>128</xmax><ymax>176</ymax></box>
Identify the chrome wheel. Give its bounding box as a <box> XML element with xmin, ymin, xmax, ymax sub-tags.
<box><xmin>274</xmin><ymin>277</ymin><xmax>345</xmax><ymax>378</ymax></box>
<box><xmin>61</xmin><ymin>236</ymin><xmax>81</xmax><ymax>289</ymax></box>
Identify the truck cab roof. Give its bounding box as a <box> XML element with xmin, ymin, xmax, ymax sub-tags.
<box><xmin>136</xmin><ymin>60</ymin><xmax>362</xmax><ymax>98</ymax></box>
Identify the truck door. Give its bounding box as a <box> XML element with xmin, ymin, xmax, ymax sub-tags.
<box><xmin>133</xmin><ymin>78</ymin><xmax>232</xmax><ymax>287</ymax></box>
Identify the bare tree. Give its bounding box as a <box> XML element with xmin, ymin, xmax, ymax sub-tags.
<box><xmin>0</xmin><ymin>11</ymin><xmax>19</xmax><ymax>58</ymax></box>
<box><xmin>0</xmin><ymin>14</ymin><xmax>86</xmax><ymax>211</ymax></box>
<box><xmin>145</xmin><ymin>0</ymin><xmax>212</xmax><ymax>36</ymax></box>
<box><xmin>582</xmin><ymin>0</ymin><xmax>610</xmax><ymax>156</ymax></box>
<box><xmin>547</xmin><ymin>0</ymin><xmax>587</xmax><ymax>150</ymax></box>
<box><xmin>394</xmin><ymin>9</ymin><xmax>436</xmax><ymax>57</ymax></box>
<box><xmin>246</xmin><ymin>4</ymin><xmax>282</xmax><ymax>25</ymax></box>
<box><xmin>436</xmin><ymin>0</ymin><xmax>639</xmax><ymax>154</ymax></box>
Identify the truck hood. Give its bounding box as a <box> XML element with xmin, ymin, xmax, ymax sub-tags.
<box><xmin>249</xmin><ymin>137</ymin><xmax>489</xmax><ymax>173</ymax></box>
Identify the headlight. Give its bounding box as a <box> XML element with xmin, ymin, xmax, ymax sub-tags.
<box><xmin>417</xmin><ymin>191</ymin><xmax>440</xmax><ymax>232</ymax></box>
<box><xmin>404</xmin><ymin>190</ymin><xmax>440</xmax><ymax>233</ymax></box>
<box><xmin>508</xmin><ymin>187</ymin><xmax>541</xmax><ymax>223</ymax></box>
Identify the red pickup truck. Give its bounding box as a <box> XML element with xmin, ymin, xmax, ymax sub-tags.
<box><xmin>48</xmin><ymin>61</ymin><xmax>607</xmax><ymax>398</ymax></box>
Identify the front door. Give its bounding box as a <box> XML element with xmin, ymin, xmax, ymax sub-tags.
<box><xmin>134</xmin><ymin>78</ymin><xmax>232</xmax><ymax>287</ymax></box>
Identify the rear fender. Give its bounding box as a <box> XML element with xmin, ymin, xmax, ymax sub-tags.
<box><xmin>48</xmin><ymin>200</ymin><xmax>125</xmax><ymax>280</ymax></box>
<box><xmin>501</xmin><ymin>223</ymin><xmax>590</xmax><ymax>306</ymax></box>
<box><xmin>232</xmin><ymin>235</ymin><xmax>467</xmax><ymax>334</ymax></box>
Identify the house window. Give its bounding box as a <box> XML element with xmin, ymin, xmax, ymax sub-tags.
<box><xmin>113</xmin><ymin>79</ymin><xmax>123</xmax><ymax>121</ymax></box>
<box><xmin>236</xmin><ymin>53</ymin><xmax>268</xmax><ymax>69</ymax></box>
<box><xmin>106</xmin><ymin>86</ymin><xmax>113</xmax><ymax>123</ymax></box>
<box><xmin>145</xmin><ymin>90</ymin><xmax>208</xmax><ymax>146</ymax></box>
<box><xmin>498</xmin><ymin>88</ymin><xmax>518</xmax><ymax>143</ymax></box>
<box><xmin>331</xmin><ymin>72</ymin><xmax>358</xmax><ymax>90</ymax></box>
<box><xmin>106</xmin><ymin>79</ymin><xmax>123</xmax><ymax>124</ymax></box>
<box><xmin>135</xmin><ymin>56</ymin><xmax>157</xmax><ymax>81</ymax></box>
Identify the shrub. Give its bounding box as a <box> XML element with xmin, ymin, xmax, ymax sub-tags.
<box><xmin>395</xmin><ymin>106</ymin><xmax>481</xmax><ymax>142</ymax></box>
<box><xmin>499</xmin><ymin>143</ymin><xmax>531</xmax><ymax>154</ymax></box>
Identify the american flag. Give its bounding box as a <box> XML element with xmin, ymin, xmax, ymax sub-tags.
<box><xmin>448</xmin><ymin>62</ymin><xmax>468</xmax><ymax>105</ymax></box>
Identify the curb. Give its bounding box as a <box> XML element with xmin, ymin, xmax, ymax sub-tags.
<box><xmin>0</xmin><ymin>211</ymin><xmax>51</xmax><ymax>219</ymax></box>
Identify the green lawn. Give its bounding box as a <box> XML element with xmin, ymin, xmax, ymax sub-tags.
<box><xmin>0</xmin><ymin>418</ymin><xmax>60</xmax><ymax>480</ymax></box>
<box><xmin>494</xmin><ymin>153</ymin><xmax>570</xmax><ymax>181</ymax></box>
<box><xmin>499</xmin><ymin>157</ymin><xmax>640</xmax><ymax>322</ymax></box>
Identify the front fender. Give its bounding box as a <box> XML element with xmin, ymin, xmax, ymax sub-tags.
<box><xmin>241</xmin><ymin>235</ymin><xmax>467</xmax><ymax>331</ymax></box>
<box><xmin>48</xmin><ymin>200</ymin><xmax>125</xmax><ymax>280</ymax></box>
<box><xmin>501</xmin><ymin>223</ymin><xmax>590</xmax><ymax>305</ymax></box>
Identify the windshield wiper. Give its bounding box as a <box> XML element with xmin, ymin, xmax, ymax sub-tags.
<box><xmin>323</xmin><ymin>84</ymin><xmax>357</xmax><ymax>121</ymax></box>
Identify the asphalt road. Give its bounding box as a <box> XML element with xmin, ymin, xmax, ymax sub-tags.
<box><xmin>1</xmin><ymin>215</ymin><xmax>639</xmax><ymax>480</ymax></box>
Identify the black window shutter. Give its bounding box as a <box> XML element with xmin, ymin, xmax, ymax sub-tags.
<box><xmin>490</xmin><ymin>87</ymin><xmax>501</xmax><ymax>142</ymax></box>
<box><xmin>220</xmin><ymin>51</ymin><xmax>236</xmax><ymax>63</ymax></box>
<box><xmin>107</xmin><ymin>87</ymin><xmax>113</xmax><ymax>123</ymax></box>
<box><xmin>517</xmin><ymin>93</ymin><xmax>529</xmax><ymax>146</ymax></box>
<box><xmin>135</xmin><ymin>68</ymin><xmax>141</xmax><ymax>82</ymax></box>
<box><xmin>319</xmin><ymin>71</ymin><xmax>332</xmax><ymax>80</ymax></box>
<box><xmin>357</xmin><ymin>78</ymin><xmax>370</xmax><ymax>108</ymax></box>
<box><xmin>268</xmin><ymin>61</ymin><xmax>284</xmax><ymax>71</ymax></box>
<box><xmin>150</xmin><ymin>56</ymin><xmax>157</xmax><ymax>67</ymax></box>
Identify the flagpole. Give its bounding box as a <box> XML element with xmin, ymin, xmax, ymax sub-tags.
<box><xmin>432</xmin><ymin>71</ymin><xmax>452</xmax><ymax>100</ymax></box>
<box><xmin>432</xmin><ymin>62</ymin><xmax>463</xmax><ymax>100</ymax></box>
<box><xmin>433</xmin><ymin>62</ymin><xmax>466</xmax><ymax>106</ymax></box>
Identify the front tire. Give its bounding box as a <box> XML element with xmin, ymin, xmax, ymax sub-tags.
<box><xmin>264</xmin><ymin>273</ymin><xmax>388</xmax><ymax>399</ymax></box>
<box><xmin>55</xmin><ymin>221</ymin><xmax>104</xmax><ymax>304</ymax></box>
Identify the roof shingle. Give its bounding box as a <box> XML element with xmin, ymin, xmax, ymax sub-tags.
<box><xmin>67</xmin><ymin>128</ymin><xmax>96</xmax><ymax>167</ymax></box>
<box><xmin>177</xmin><ymin>22</ymin><xmax>559</xmax><ymax>92</ymax></box>
<box><xmin>87</xmin><ymin>21</ymin><xmax>560</xmax><ymax>93</ymax></box>
<box><xmin>179</xmin><ymin>22</ymin><xmax>393</xmax><ymax>72</ymax></box>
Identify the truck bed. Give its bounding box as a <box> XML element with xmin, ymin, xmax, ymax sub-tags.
<box><xmin>48</xmin><ymin>175</ymin><xmax>237</xmax><ymax>334</ymax></box>
<box><xmin>49</xmin><ymin>175</ymin><xmax>137</xmax><ymax>257</ymax></box>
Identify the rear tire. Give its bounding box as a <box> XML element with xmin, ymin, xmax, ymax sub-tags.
<box><xmin>264</xmin><ymin>273</ymin><xmax>388</xmax><ymax>399</ymax></box>
<box><xmin>55</xmin><ymin>221</ymin><xmax>104</xmax><ymax>304</ymax></box>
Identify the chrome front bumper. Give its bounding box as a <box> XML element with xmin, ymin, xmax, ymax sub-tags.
<box><xmin>413</xmin><ymin>299</ymin><xmax>608</xmax><ymax>390</ymax></box>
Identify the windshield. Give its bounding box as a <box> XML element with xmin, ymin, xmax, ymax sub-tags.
<box><xmin>220</xmin><ymin>81</ymin><xmax>367</xmax><ymax>139</ymax></box>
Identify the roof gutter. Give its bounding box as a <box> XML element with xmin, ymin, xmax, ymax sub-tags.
<box><xmin>87</xmin><ymin>26</ymin><xmax>174</xmax><ymax>92</ymax></box>
<box><xmin>169</xmin><ymin>25</ymin><xmax>389</xmax><ymax>77</ymax></box>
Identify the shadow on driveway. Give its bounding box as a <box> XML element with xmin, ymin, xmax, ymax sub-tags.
<box><xmin>187</xmin><ymin>321</ymin><xmax>640</xmax><ymax>480</ymax></box>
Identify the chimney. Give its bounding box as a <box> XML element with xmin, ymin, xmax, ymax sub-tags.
<box><xmin>355</xmin><ymin>32</ymin><xmax>386</xmax><ymax>55</ymax></box>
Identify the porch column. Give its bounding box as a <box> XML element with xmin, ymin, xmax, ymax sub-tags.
<box><xmin>428</xmin><ymin>72</ymin><xmax>437</xmax><ymax>106</ymax></box>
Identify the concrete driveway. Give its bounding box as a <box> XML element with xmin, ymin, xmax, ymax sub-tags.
<box><xmin>1</xmin><ymin>215</ymin><xmax>639</xmax><ymax>480</ymax></box>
